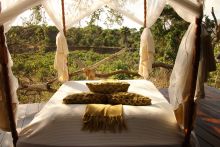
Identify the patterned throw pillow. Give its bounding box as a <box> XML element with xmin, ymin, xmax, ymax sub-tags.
<box><xmin>86</xmin><ymin>82</ymin><xmax>130</xmax><ymax>94</ymax></box>
<box><xmin>63</xmin><ymin>92</ymin><xmax>108</xmax><ymax>104</ymax></box>
<box><xmin>108</xmin><ymin>92</ymin><xmax>151</xmax><ymax>106</ymax></box>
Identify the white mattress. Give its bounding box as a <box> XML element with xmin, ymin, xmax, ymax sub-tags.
<box><xmin>17</xmin><ymin>80</ymin><xmax>183</xmax><ymax>147</ymax></box>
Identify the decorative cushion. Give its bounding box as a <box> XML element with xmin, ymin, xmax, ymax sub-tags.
<box><xmin>86</xmin><ymin>81</ymin><xmax>130</xmax><ymax>94</ymax></box>
<box><xmin>108</xmin><ymin>92</ymin><xmax>151</xmax><ymax>106</ymax></box>
<box><xmin>63</xmin><ymin>92</ymin><xmax>108</xmax><ymax>104</ymax></box>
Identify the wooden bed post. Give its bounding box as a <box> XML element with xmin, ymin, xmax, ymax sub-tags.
<box><xmin>60</xmin><ymin>0</ymin><xmax>69</xmax><ymax>80</ymax></box>
<box><xmin>183</xmin><ymin>2</ymin><xmax>203</xmax><ymax>147</ymax></box>
<box><xmin>61</xmin><ymin>0</ymin><xmax>66</xmax><ymax>36</ymax></box>
<box><xmin>0</xmin><ymin>2</ymin><xmax>18</xmax><ymax>147</ymax></box>
<box><xmin>144</xmin><ymin>0</ymin><xmax>147</xmax><ymax>28</ymax></box>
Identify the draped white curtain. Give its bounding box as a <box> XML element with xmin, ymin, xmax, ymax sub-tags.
<box><xmin>138</xmin><ymin>0</ymin><xmax>166</xmax><ymax>79</ymax></box>
<box><xmin>0</xmin><ymin>0</ymin><xmax>43</xmax><ymax>25</ymax></box>
<box><xmin>53</xmin><ymin>32</ymin><xmax>69</xmax><ymax>82</ymax></box>
<box><xmin>168</xmin><ymin>0</ymin><xmax>202</xmax><ymax>109</ymax></box>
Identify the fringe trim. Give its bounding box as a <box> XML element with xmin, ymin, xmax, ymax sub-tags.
<box><xmin>82</xmin><ymin>115</ymin><xmax>127</xmax><ymax>133</ymax></box>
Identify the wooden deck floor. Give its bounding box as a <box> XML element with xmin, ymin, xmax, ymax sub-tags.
<box><xmin>0</xmin><ymin>86</ymin><xmax>220</xmax><ymax>147</ymax></box>
<box><xmin>160</xmin><ymin>86</ymin><xmax>220</xmax><ymax>147</ymax></box>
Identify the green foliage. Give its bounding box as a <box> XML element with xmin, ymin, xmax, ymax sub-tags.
<box><xmin>12</xmin><ymin>50</ymin><xmax>139</xmax><ymax>82</ymax></box>
<box><xmin>42</xmin><ymin>25</ymin><xmax>58</xmax><ymax>52</ymax></box>
<box><xmin>152</xmin><ymin>6</ymin><xmax>189</xmax><ymax>64</ymax></box>
<box><xmin>6</xmin><ymin>25</ymin><xmax>140</xmax><ymax>53</ymax></box>
<box><xmin>12</xmin><ymin>52</ymin><xmax>56</xmax><ymax>81</ymax></box>
<box><xmin>203</xmin><ymin>15</ymin><xmax>216</xmax><ymax>34</ymax></box>
<box><xmin>208</xmin><ymin>43</ymin><xmax>220</xmax><ymax>87</ymax></box>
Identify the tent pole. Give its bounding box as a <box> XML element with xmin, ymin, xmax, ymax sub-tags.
<box><xmin>0</xmin><ymin>2</ymin><xmax>18</xmax><ymax>147</ymax></box>
<box><xmin>144</xmin><ymin>0</ymin><xmax>147</xmax><ymax>28</ymax></box>
<box><xmin>60</xmin><ymin>0</ymin><xmax>69</xmax><ymax>80</ymax></box>
<box><xmin>61</xmin><ymin>0</ymin><xmax>66</xmax><ymax>36</ymax></box>
<box><xmin>182</xmin><ymin>7</ymin><xmax>203</xmax><ymax>147</ymax></box>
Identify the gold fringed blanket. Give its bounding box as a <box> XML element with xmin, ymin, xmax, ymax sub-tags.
<box><xmin>82</xmin><ymin>104</ymin><xmax>126</xmax><ymax>132</ymax></box>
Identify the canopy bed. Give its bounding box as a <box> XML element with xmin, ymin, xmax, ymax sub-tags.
<box><xmin>17</xmin><ymin>80</ymin><xmax>184</xmax><ymax>147</ymax></box>
<box><xmin>0</xmin><ymin>0</ymin><xmax>208</xmax><ymax>147</ymax></box>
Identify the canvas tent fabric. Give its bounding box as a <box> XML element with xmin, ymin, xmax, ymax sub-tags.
<box><xmin>0</xmin><ymin>0</ymin><xmax>204</xmax><ymax>139</ymax></box>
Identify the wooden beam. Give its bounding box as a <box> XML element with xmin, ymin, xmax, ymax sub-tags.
<box><xmin>18</xmin><ymin>78</ymin><xmax>57</xmax><ymax>93</ymax></box>
<box><xmin>0</xmin><ymin>2</ymin><xmax>18</xmax><ymax>147</ymax></box>
<box><xmin>152</xmin><ymin>62</ymin><xmax>173</xmax><ymax>69</ymax></box>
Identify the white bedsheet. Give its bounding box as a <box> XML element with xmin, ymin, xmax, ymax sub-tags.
<box><xmin>17</xmin><ymin>80</ymin><xmax>183</xmax><ymax>147</ymax></box>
